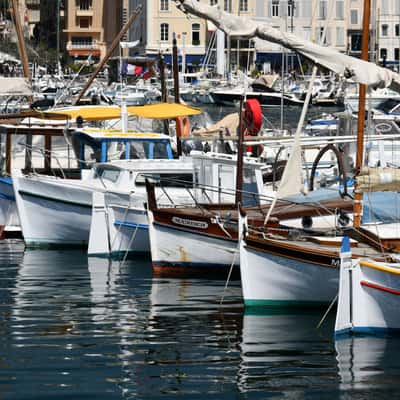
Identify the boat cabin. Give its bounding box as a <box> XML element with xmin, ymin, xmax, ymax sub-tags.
<box><xmin>71</xmin><ymin>128</ymin><xmax>174</xmax><ymax>169</ymax></box>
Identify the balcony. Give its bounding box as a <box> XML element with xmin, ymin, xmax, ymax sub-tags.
<box><xmin>67</xmin><ymin>42</ymin><xmax>99</xmax><ymax>50</ymax></box>
<box><xmin>76</xmin><ymin>9</ymin><xmax>94</xmax><ymax>17</ymax></box>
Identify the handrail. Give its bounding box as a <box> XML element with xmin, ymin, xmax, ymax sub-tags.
<box><xmin>359</xmin><ymin>259</ymin><xmax>400</xmax><ymax>275</ymax></box>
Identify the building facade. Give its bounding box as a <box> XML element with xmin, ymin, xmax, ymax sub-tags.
<box><xmin>377</xmin><ymin>0</ymin><xmax>400</xmax><ymax>70</ymax></box>
<box><xmin>63</xmin><ymin>0</ymin><xmax>123</xmax><ymax>62</ymax></box>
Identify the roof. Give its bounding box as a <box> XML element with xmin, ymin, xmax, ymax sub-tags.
<box><xmin>40</xmin><ymin>103</ymin><xmax>202</xmax><ymax>121</ymax></box>
<box><xmin>73</xmin><ymin>128</ymin><xmax>171</xmax><ymax>141</ymax></box>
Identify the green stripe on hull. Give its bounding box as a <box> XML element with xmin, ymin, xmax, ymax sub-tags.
<box><xmin>25</xmin><ymin>241</ymin><xmax>88</xmax><ymax>249</ymax></box>
<box><xmin>244</xmin><ymin>299</ymin><xmax>330</xmax><ymax>308</ymax></box>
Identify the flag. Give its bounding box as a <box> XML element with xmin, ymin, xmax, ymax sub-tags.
<box><xmin>134</xmin><ymin>65</ymin><xmax>143</xmax><ymax>75</ymax></box>
<box><xmin>119</xmin><ymin>40</ymin><xmax>140</xmax><ymax>49</ymax></box>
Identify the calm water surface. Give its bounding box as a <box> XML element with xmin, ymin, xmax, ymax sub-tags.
<box><xmin>1</xmin><ymin>241</ymin><xmax>400</xmax><ymax>399</ymax></box>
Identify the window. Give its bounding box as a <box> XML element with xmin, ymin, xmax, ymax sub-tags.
<box><xmin>319</xmin><ymin>0</ymin><xmax>327</xmax><ymax>19</ymax></box>
<box><xmin>396</xmin><ymin>24</ymin><xmax>399</xmax><ymax>37</ymax></box>
<box><xmin>303</xmin><ymin>27</ymin><xmax>311</xmax><ymax>41</ymax></box>
<box><xmin>79</xmin><ymin>17</ymin><xmax>90</xmax><ymax>28</ymax></box>
<box><xmin>395</xmin><ymin>48</ymin><xmax>400</xmax><ymax>61</ymax></box>
<box><xmin>336</xmin><ymin>27</ymin><xmax>344</xmax><ymax>46</ymax></box>
<box><xmin>160</xmin><ymin>23</ymin><xmax>169</xmax><ymax>41</ymax></box>
<box><xmin>192</xmin><ymin>23</ymin><xmax>200</xmax><ymax>45</ymax></box>
<box><xmin>350</xmin><ymin>9</ymin><xmax>358</xmax><ymax>25</ymax></box>
<box><xmin>302</xmin><ymin>1</ymin><xmax>312</xmax><ymax>18</ymax></box>
<box><xmin>160</xmin><ymin>0</ymin><xmax>169</xmax><ymax>11</ymax></box>
<box><xmin>210</xmin><ymin>0</ymin><xmax>218</xmax><ymax>5</ymax></box>
<box><xmin>287</xmin><ymin>1</ymin><xmax>294</xmax><ymax>17</ymax></box>
<box><xmin>79</xmin><ymin>0</ymin><xmax>92</xmax><ymax>10</ymax></box>
<box><xmin>271</xmin><ymin>0</ymin><xmax>279</xmax><ymax>17</ymax></box>
<box><xmin>381</xmin><ymin>24</ymin><xmax>388</xmax><ymax>37</ymax></box>
<box><xmin>224</xmin><ymin>0</ymin><xmax>232</xmax><ymax>12</ymax></box>
<box><xmin>95</xmin><ymin>167</ymin><xmax>120</xmax><ymax>183</ymax></box>
<box><xmin>239</xmin><ymin>0</ymin><xmax>248</xmax><ymax>12</ymax></box>
<box><xmin>135</xmin><ymin>173</ymin><xmax>193</xmax><ymax>187</ymax></box>
<box><xmin>380</xmin><ymin>48</ymin><xmax>387</xmax><ymax>60</ymax></box>
<box><xmin>336</xmin><ymin>0</ymin><xmax>344</xmax><ymax>20</ymax></box>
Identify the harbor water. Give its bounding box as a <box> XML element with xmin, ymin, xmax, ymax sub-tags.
<box><xmin>1</xmin><ymin>243</ymin><xmax>400</xmax><ymax>399</ymax></box>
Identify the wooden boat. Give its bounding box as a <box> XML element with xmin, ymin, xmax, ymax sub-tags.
<box><xmin>335</xmin><ymin>237</ymin><xmax>400</xmax><ymax>334</ymax></box>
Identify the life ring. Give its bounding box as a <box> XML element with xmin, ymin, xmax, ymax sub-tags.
<box><xmin>175</xmin><ymin>116</ymin><xmax>190</xmax><ymax>138</ymax></box>
<box><xmin>242</xmin><ymin>98</ymin><xmax>262</xmax><ymax>135</ymax></box>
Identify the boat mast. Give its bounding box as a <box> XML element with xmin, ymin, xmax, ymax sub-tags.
<box><xmin>353</xmin><ymin>0</ymin><xmax>371</xmax><ymax>228</ymax></box>
<box><xmin>10</xmin><ymin>0</ymin><xmax>30</xmax><ymax>81</ymax></box>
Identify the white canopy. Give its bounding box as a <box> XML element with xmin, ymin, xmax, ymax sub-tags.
<box><xmin>0</xmin><ymin>77</ymin><xmax>32</xmax><ymax>96</ymax></box>
<box><xmin>176</xmin><ymin>0</ymin><xmax>400</xmax><ymax>92</ymax></box>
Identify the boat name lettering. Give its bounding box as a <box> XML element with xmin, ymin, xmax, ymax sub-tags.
<box><xmin>331</xmin><ymin>258</ymin><xmax>340</xmax><ymax>267</ymax></box>
<box><xmin>172</xmin><ymin>217</ymin><xmax>208</xmax><ymax>229</ymax></box>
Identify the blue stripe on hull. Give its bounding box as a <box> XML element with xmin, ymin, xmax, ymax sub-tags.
<box><xmin>114</xmin><ymin>220</ymin><xmax>148</xmax><ymax>230</ymax></box>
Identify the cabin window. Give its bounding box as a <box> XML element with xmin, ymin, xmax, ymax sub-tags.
<box><xmin>192</xmin><ymin>23</ymin><xmax>200</xmax><ymax>46</ymax></box>
<box><xmin>239</xmin><ymin>0</ymin><xmax>248</xmax><ymax>12</ymax></box>
<box><xmin>135</xmin><ymin>173</ymin><xmax>193</xmax><ymax>187</ymax></box>
<box><xmin>160</xmin><ymin>23</ymin><xmax>169</xmax><ymax>42</ymax></box>
<box><xmin>95</xmin><ymin>167</ymin><xmax>120</xmax><ymax>183</ymax></box>
<box><xmin>224</xmin><ymin>0</ymin><xmax>232</xmax><ymax>12</ymax></box>
<box><xmin>160</xmin><ymin>0</ymin><xmax>169</xmax><ymax>11</ymax></box>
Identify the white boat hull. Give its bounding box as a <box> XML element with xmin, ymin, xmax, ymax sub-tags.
<box><xmin>148</xmin><ymin>209</ymin><xmax>238</xmax><ymax>275</ymax></box>
<box><xmin>0</xmin><ymin>177</ymin><xmax>20</xmax><ymax>228</ymax></box>
<box><xmin>12</xmin><ymin>170</ymin><xmax>93</xmax><ymax>246</ymax></box>
<box><xmin>336</xmin><ymin>256</ymin><xmax>400</xmax><ymax>335</ymax></box>
<box><xmin>240</xmin><ymin>237</ymin><xmax>338</xmax><ymax>307</ymax></box>
<box><xmin>108</xmin><ymin>204</ymin><xmax>150</xmax><ymax>256</ymax></box>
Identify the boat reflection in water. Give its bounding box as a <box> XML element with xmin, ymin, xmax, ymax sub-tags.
<box><xmin>336</xmin><ymin>336</ymin><xmax>400</xmax><ymax>391</ymax></box>
<box><xmin>239</xmin><ymin>308</ymin><xmax>336</xmax><ymax>394</ymax></box>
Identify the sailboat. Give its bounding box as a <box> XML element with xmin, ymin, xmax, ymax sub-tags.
<box><xmin>174</xmin><ymin>0</ymin><xmax>400</xmax><ymax>306</ymax></box>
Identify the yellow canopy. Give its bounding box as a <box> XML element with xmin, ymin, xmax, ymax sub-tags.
<box><xmin>127</xmin><ymin>103</ymin><xmax>202</xmax><ymax>119</ymax></box>
<box><xmin>38</xmin><ymin>103</ymin><xmax>202</xmax><ymax>121</ymax></box>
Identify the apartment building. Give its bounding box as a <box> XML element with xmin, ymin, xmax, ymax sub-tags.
<box><xmin>126</xmin><ymin>0</ymin><xmax>208</xmax><ymax>70</ymax></box>
<box><xmin>377</xmin><ymin>0</ymin><xmax>400</xmax><ymax>70</ymax></box>
<box><xmin>253</xmin><ymin>0</ymin><xmax>349</xmax><ymax>70</ymax></box>
<box><xmin>64</xmin><ymin>0</ymin><xmax>123</xmax><ymax>61</ymax></box>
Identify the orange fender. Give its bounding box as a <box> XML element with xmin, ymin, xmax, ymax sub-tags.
<box><xmin>175</xmin><ymin>116</ymin><xmax>190</xmax><ymax>138</ymax></box>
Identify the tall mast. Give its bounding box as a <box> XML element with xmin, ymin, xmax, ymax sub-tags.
<box><xmin>353</xmin><ymin>0</ymin><xmax>371</xmax><ymax>228</ymax></box>
<box><xmin>10</xmin><ymin>0</ymin><xmax>30</xmax><ymax>81</ymax></box>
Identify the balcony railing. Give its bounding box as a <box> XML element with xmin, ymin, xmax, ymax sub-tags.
<box><xmin>67</xmin><ymin>43</ymin><xmax>99</xmax><ymax>50</ymax></box>
<box><xmin>76</xmin><ymin>9</ymin><xmax>94</xmax><ymax>17</ymax></box>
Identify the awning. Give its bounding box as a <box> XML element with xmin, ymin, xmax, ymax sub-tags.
<box><xmin>127</xmin><ymin>103</ymin><xmax>202</xmax><ymax>119</ymax></box>
<box><xmin>39</xmin><ymin>103</ymin><xmax>202</xmax><ymax>121</ymax></box>
<box><xmin>0</xmin><ymin>77</ymin><xmax>32</xmax><ymax>96</ymax></box>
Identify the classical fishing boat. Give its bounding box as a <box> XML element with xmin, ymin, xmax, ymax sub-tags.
<box><xmin>174</xmin><ymin>0</ymin><xmax>400</xmax><ymax>306</ymax></box>
<box><xmin>11</xmin><ymin>103</ymin><xmax>202</xmax><ymax>247</ymax></box>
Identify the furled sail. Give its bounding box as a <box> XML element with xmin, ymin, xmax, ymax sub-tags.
<box><xmin>175</xmin><ymin>0</ymin><xmax>400</xmax><ymax>92</ymax></box>
<box><xmin>356</xmin><ymin>167</ymin><xmax>400</xmax><ymax>192</ymax></box>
